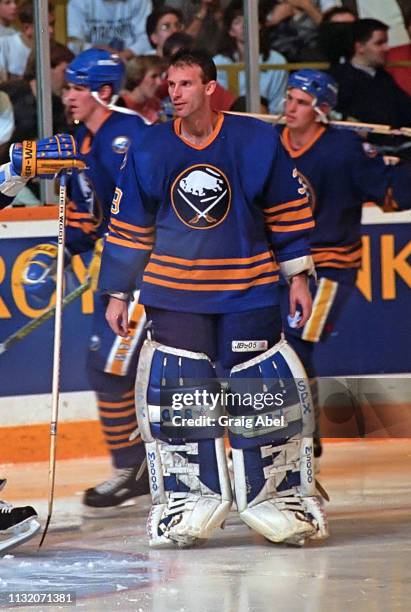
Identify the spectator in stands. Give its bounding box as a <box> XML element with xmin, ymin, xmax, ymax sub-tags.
<box><xmin>0</xmin><ymin>89</ymin><xmax>13</xmax><ymax>153</ymax></box>
<box><xmin>146</xmin><ymin>5</ymin><xmax>184</xmax><ymax>57</ymax></box>
<box><xmin>214</xmin><ymin>0</ymin><xmax>287</xmax><ymax>113</ymax></box>
<box><xmin>167</xmin><ymin>0</ymin><xmax>225</xmax><ymax>56</ymax></box>
<box><xmin>323</xmin><ymin>5</ymin><xmax>356</xmax><ymax>22</ymax></box>
<box><xmin>262</xmin><ymin>0</ymin><xmax>336</xmax><ymax>61</ymax></box>
<box><xmin>121</xmin><ymin>55</ymin><xmax>165</xmax><ymax>123</ymax></box>
<box><xmin>341</xmin><ymin>0</ymin><xmax>409</xmax><ymax>49</ymax></box>
<box><xmin>67</xmin><ymin>0</ymin><xmax>153</xmax><ymax>58</ymax></box>
<box><xmin>0</xmin><ymin>41</ymin><xmax>73</xmax><ymax>155</ymax></box>
<box><xmin>162</xmin><ymin>30</ymin><xmax>194</xmax><ymax>57</ymax></box>
<box><xmin>318</xmin><ymin>6</ymin><xmax>357</xmax><ymax>65</ymax></box>
<box><xmin>331</xmin><ymin>18</ymin><xmax>411</xmax><ymax>127</ymax></box>
<box><xmin>0</xmin><ymin>0</ymin><xmax>17</xmax><ymax>37</ymax></box>
<box><xmin>386</xmin><ymin>12</ymin><xmax>411</xmax><ymax>97</ymax></box>
<box><xmin>0</xmin><ymin>1</ymin><xmax>54</xmax><ymax>79</ymax></box>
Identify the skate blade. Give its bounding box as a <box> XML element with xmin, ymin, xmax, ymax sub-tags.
<box><xmin>0</xmin><ymin>518</ymin><xmax>41</xmax><ymax>554</ymax></box>
<box><xmin>82</xmin><ymin>495</ymin><xmax>150</xmax><ymax>519</ymax></box>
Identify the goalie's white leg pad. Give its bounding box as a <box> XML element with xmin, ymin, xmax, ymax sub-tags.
<box><xmin>232</xmin><ymin>447</ymin><xmax>316</xmax><ymax>545</ymax></box>
<box><xmin>146</xmin><ymin>438</ymin><xmax>232</xmax><ymax>548</ymax></box>
<box><xmin>228</xmin><ymin>339</ymin><xmax>322</xmax><ymax>545</ymax></box>
<box><xmin>299</xmin><ymin>437</ymin><xmax>329</xmax><ymax>541</ymax></box>
<box><xmin>136</xmin><ymin>340</ymin><xmax>232</xmax><ymax>548</ymax></box>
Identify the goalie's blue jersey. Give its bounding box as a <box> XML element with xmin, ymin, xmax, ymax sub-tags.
<box><xmin>99</xmin><ymin>113</ymin><xmax>314</xmax><ymax>314</ymax></box>
<box><xmin>277</xmin><ymin>125</ymin><xmax>411</xmax><ymax>279</ymax></box>
<box><xmin>66</xmin><ymin>111</ymin><xmax>147</xmax><ymax>254</ymax></box>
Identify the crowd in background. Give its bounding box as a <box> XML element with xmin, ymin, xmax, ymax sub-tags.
<box><xmin>0</xmin><ymin>0</ymin><xmax>410</xmax><ymax>204</ymax></box>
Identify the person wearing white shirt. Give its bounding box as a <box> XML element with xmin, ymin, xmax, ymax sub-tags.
<box><xmin>0</xmin><ymin>0</ymin><xmax>18</xmax><ymax>37</ymax></box>
<box><xmin>67</xmin><ymin>0</ymin><xmax>153</xmax><ymax>57</ymax></box>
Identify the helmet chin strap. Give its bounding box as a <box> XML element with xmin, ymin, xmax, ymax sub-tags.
<box><xmin>314</xmin><ymin>106</ymin><xmax>329</xmax><ymax>124</ymax></box>
<box><xmin>90</xmin><ymin>90</ymin><xmax>151</xmax><ymax>123</ymax></box>
<box><xmin>312</xmin><ymin>98</ymin><xmax>330</xmax><ymax>124</ymax></box>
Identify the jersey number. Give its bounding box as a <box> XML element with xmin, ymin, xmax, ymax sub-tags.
<box><xmin>111</xmin><ymin>188</ymin><xmax>123</xmax><ymax>215</ymax></box>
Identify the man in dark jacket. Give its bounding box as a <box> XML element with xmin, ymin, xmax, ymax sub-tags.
<box><xmin>331</xmin><ymin>18</ymin><xmax>411</xmax><ymax>128</ymax></box>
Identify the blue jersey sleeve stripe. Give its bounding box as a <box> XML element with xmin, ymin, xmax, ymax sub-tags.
<box><xmin>311</xmin><ymin>241</ymin><xmax>362</xmax><ymax>254</ymax></box>
<box><xmin>108</xmin><ymin>224</ymin><xmax>155</xmax><ymax>245</ymax></box>
<box><xmin>110</xmin><ymin>217</ymin><xmax>155</xmax><ymax>235</ymax></box>
<box><xmin>268</xmin><ymin>219</ymin><xmax>315</xmax><ymax>233</ymax></box>
<box><xmin>263</xmin><ymin>196</ymin><xmax>308</xmax><ymax>214</ymax></box>
<box><xmin>106</xmin><ymin>235</ymin><xmax>153</xmax><ymax>251</ymax></box>
<box><xmin>265</xmin><ymin>207</ymin><xmax>313</xmax><ymax>224</ymax></box>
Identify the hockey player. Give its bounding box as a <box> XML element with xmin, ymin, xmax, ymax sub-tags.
<box><xmin>278</xmin><ymin>69</ymin><xmax>411</xmax><ymax>458</ymax></box>
<box><xmin>99</xmin><ymin>49</ymin><xmax>328</xmax><ymax>548</ymax></box>
<box><xmin>20</xmin><ymin>49</ymin><xmax>150</xmax><ymax>515</ymax></box>
<box><xmin>0</xmin><ymin>133</ymin><xmax>85</xmax><ymax>552</ymax></box>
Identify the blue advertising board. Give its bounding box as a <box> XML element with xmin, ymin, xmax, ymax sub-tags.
<box><xmin>0</xmin><ymin>208</ymin><xmax>410</xmax><ymax>397</ymax></box>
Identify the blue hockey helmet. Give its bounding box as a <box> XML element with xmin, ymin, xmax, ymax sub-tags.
<box><xmin>287</xmin><ymin>69</ymin><xmax>338</xmax><ymax>110</ymax></box>
<box><xmin>65</xmin><ymin>48</ymin><xmax>125</xmax><ymax>95</ymax></box>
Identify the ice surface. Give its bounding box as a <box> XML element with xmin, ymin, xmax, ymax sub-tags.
<box><xmin>1</xmin><ymin>441</ymin><xmax>411</xmax><ymax>611</ymax></box>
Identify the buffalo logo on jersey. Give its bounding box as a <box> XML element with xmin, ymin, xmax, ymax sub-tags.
<box><xmin>293</xmin><ymin>168</ymin><xmax>316</xmax><ymax>211</ymax></box>
<box><xmin>171</xmin><ymin>164</ymin><xmax>231</xmax><ymax>229</ymax></box>
<box><xmin>112</xmin><ymin>135</ymin><xmax>131</xmax><ymax>155</ymax></box>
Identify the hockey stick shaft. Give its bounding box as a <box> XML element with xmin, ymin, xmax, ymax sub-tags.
<box><xmin>39</xmin><ymin>174</ymin><xmax>67</xmax><ymax>548</ymax></box>
<box><xmin>0</xmin><ymin>279</ymin><xmax>90</xmax><ymax>355</ymax></box>
<box><xmin>226</xmin><ymin>111</ymin><xmax>411</xmax><ymax>137</ymax></box>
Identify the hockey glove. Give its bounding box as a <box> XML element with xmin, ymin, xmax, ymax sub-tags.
<box><xmin>10</xmin><ymin>133</ymin><xmax>86</xmax><ymax>179</ymax></box>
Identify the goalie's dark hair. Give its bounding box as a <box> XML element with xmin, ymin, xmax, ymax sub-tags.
<box><xmin>168</xmin><ymin>49</ymin><xmax>217</xmax><ymax>84</ymax></box>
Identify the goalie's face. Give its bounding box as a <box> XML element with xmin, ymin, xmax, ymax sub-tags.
<box><xmin>167</xmin><ymin>64</ymin><xmax>216</xmax><ymax>118</ymax></box>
